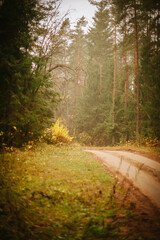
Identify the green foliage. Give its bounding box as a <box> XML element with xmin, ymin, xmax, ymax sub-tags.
<box><xmin>0</xmin><ymin>0</ymin><xmax>62</xmax><ymax>148</ymax></box>
<box><xmin>0</xmin><ymin>0</ymin><xmax>159</xmax><ymax>148</ymax></box>
<box><xmin>71</xmin><ymin>0</ymin><xmax>160</xmax><ymax>145</ymax></box>
<box><xmin>43</xmin><ymin>119</ymin><xmax>73</xmax><ymax>145</ymax></box>
<box><xmin>73</xmin><ymin>3</ymin><xmax>114</xmax><ymax>145</ymax></box>
<box><xmin>140</xmin><ymin>35</ymin><xmax>160</xmax><ymax>138</ymax></box>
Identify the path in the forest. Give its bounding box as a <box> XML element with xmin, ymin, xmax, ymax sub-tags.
<box><xmin>86</xmin><ymin>150</ymin><xmax>160</xmax><ymax>208</ymax></box>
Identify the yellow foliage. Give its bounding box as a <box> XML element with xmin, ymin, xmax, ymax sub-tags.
<box><xmin>140</xmin><ymin>137</ymin><xmax>160</xmax><ymax>147</ymax></box>
<box><xmin>43</xmin><ymin>119</ymin><xmax>73</xmax><ymax>145</ymax></box>
<box><xmin>13</xmin><ymin>126</ymin><xmax>17</xmax><ymax>131</ymax></box>
<box><xmin>78</xmin><ymin>132</ymin><xmax>92</xmax><ymax>146</ymax></box>
<box><xmin>22</xmin><ymin>141</ymin><xmax>35</xmax><ymax>150</ymax></box>
<box><xmin>0</xmin><ymin>131</ymin><xmax>4</xmax><ymax>136</ymax></box>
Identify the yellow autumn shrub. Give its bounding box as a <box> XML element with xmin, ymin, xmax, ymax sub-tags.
<box><xmin>43</xmin><ymin>119</ymin><xmax>73</xmax><ymax>145</ymax></box>
<box><xmin>140</xmin><ymin>136</ymin><xmax>160</xmax><ymax>147</ymax></box>
<box><xmin>78</xmin><ymin>132</ymin><xmax>92</xmax><ymax>146</ymax></box>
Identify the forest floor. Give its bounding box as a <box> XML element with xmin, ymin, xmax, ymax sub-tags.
<box><xmin>85</xmin><ymin>144</ymin><xmax>160</xmax><ymax>163</ymax></box>
<box><xmin>0</xmin><ymin>143</ymin><xmax>160</xmax><ymax>240</ymax></box>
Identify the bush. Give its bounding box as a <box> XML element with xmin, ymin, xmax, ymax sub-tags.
<box><xmin>78</xmin><ymin>132</ymin><xmax>92</xmax><ymax>146</ymax></box>
<box><xmin>140</xmin><ymin>137</ymin><xmax>160</xmax><ymax>147</ymax></box>
<box><xmin>43</xmin><ymin>119</ymin><xmax>73</xmax><ymax>145</ymax></box>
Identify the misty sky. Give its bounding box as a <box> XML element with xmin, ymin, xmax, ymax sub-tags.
<box><xmin>60</xmin><ymin>0</ymin><xmax>97</xmax><ymax>28</ymax></box>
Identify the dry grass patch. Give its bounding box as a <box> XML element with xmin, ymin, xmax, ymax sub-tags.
<box><xmin>0</xmin><ymin>144</ymin><xmax>143</xmax><ymax>240</ymax></box>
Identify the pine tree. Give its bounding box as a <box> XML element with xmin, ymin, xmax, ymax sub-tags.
<box><xmin>75</xmin><ymin>1</ymin><xmax>114</xmax><ymax>145</ymax></box>
<box><xmin>0</xmin><ymin>0</ymin><xmax>64</xmax><ymax>147</ymax></box>
<box><xmin>67</xmin><ymin>17</ymin><xmax>88</xmax><ymax>119</ymax></box>
<box><xmin>139</xmin><ymin>0</ymin><xmax>160</xmax><ymax>138</ymax></box>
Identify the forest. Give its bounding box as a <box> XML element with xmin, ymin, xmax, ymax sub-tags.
<box><xmin>0</xmin><ymin>0</ymin><xmax>160</xmax><ymax>148</ymax></box>
<box><xmin>0</xmin><ymin>1</ymin><xmax>160</xmax><ymax>239</ymax></box>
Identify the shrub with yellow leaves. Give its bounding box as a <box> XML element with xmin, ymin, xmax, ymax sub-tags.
<box><xmin>140</xmin><ymin>136</ymin><xmax>160</xmax><ymax>147</ymax></box>
<box><xmin>43</xmin><ymin>119</ymin><xmax>73</xmax><ymax>145</ymax></box>
<box><xmin>78</xmin><ymin>132</ymin><xmax>92</xmax><ymax>146</ymax></box>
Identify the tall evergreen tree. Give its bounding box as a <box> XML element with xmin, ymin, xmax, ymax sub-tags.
<box><xmin>0</xmin><ymin>0</ymin><xmax>63</xmax><ymax>147</ymax></box>
<box><xmin>66</xmin><ymin>17</ymin><xmax>88</xmax><ymax>121</ymax></box>
<box><xmin>139</xmin><ymin>0</ymin><xmax>160</xmax><ymax>138</ymax></box>
<box><xmin>75</xmin><ymin>1</ymin><xmax>114</xmax><ymax>145</ymax></box>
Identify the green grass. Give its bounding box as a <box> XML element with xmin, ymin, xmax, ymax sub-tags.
<box><xmin>0</xmin><ymin>144</ymin><xmax>138</xmax><ymax>240</ymax></box>
<box><xmin>84</xmin><ymin>144</ymin><xmax>160</xmax><ymax>157</ymax></box>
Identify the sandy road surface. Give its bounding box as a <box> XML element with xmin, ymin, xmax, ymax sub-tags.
<box><xmin>86</xmin><ymin>150</ymin><xmax>160</xmax><ymax>208</ymax></box>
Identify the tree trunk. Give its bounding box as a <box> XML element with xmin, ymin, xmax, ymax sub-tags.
<box><xmin>134</xmin><ymin>0</ymin><xmax>140</xmax><ymax>140</ymax></box>
<box><xmin>124</xmin><ymin>17</ymin><xmax>128</xmax><ymax>116</ymax></box>
<box><xmin>112</xmin><ymin>23</ymin><xmax>117</xmax><ymax>144</ymax></box>
<box><xmin>74</xmin><ymin>50</ymin><xmax>81</xmax><ymax>115</ymax></box>
<box><xmin>156</xmin><ymin>9</ymin><xmax>159</xmax><ymax>53</ymax></box>
<box><xmin>64</xmin><ymin>41</ymin><xmax>69</xmax><ymax>125</ymax></box>
<box><xmin>74</xmin><ymin>72</ymin><xmax>79</xmax><ymax>115</ymax></box>
<box><xmin>124</xmin><ymin>52</ymin><xmax>128</xmax><ymax>116</ymax></box>
<box><xmin>99</xmin><ymin>63</ymin><xmax>102</xmax><ymax>95</ymax></box>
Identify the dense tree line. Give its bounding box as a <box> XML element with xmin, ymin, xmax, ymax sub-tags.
<box><xmin>56</xmin><ymin>0</ymin><xmax>160</xmax><ymax>145</ymax></box>
<box><xmin>0</xmin><ymin>0</ymin><xmax>159</xmax><ymax>148</ymax></box>
<box><xmin>0</xmin><ymin>0</ymin><xmax>65</xmax><ymax>148</ymax></box>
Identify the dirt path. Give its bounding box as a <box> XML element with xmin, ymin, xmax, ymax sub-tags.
<box><xmin>86</xmin><ymin>150</ymin><xmax>160</xmax><ymax>208</ymax></box>
<box><xmin>86</xmin><ymin>149</ymin><xmax>160</xmax><ymax>239</ymax></box>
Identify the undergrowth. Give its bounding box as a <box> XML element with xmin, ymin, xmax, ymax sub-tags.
<box><xmin>85</xmin><ymin>142</ymin><xmax>160</xmax><ymax>157</ymax></box>
<box><xmin>0</xmin><ymin>144</ymin><xmax>140</xmax><ymax>240</ymax></box>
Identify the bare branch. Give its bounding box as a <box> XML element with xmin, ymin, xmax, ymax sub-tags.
<box><xmin>48</xmin><ymin>64</ymin><xmax>74</xmax><ymax>72</ymax></box>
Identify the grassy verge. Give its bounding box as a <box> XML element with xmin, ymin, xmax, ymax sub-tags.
<box><xmin>84</xmin><ymin>144</ymin><xmax>160</xmax><ymax>158</ymax></box>
<box><xmin>0</xmin><ymin>144</ymin><xmax>141</xmax><ymax>240</ymax></box>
